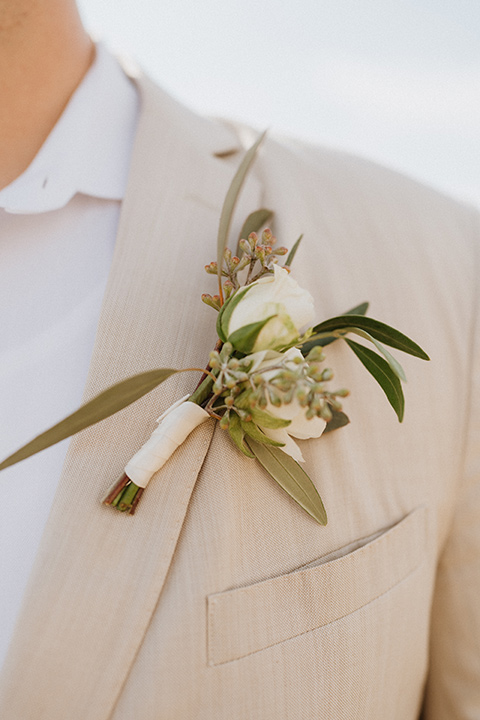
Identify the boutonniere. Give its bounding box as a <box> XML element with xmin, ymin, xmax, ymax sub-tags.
<box><xmin>0</xmin><ymin>134</ymin><xmax>429</xmax><ymax>524</ymax></box>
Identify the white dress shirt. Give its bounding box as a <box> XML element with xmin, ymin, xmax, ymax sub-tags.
<box><xmin>0</xmin><ymin>43</ymin><xmax>139</xmax><ymax>667</ymax></box>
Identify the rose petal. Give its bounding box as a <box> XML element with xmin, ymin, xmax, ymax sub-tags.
<box><xmin>227</xmin><ymin>266</ymin><xmax>315</xmax><ymax>342</ymax></box>
<box><xmin>252</xmin><ymin>313</ymin><xmax>298</xmax><ymax>352</ymax></box>
<box><xmin>287</xmin><ymin>412</ymin><xmax>326</xmax><ymax>440</ymax></box>
<box><xmin>269</xmin><ymin>265</ymin><xmax>315</xmax><ymax>331</ymax></box>
<box><xmin>260</xmin><ymin>427</ymin><xmax>305</xmax><ymax>463</ymax></box>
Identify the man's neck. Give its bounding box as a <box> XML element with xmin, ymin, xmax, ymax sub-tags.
<box><xmin>0</xmin><ymin>0</ymin><xmax>94</xmax><ymax>191</ymax></box>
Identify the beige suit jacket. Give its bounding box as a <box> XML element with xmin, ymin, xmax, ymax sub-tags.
<box><xmin>1</xmin><ymin>66</ymin><xmax>479</xmax><ymax>720</ymax></box>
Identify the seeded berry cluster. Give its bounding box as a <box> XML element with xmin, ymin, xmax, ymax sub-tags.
<box><xmin>204</xmin><ymin>342</ymin><xmax>348</xmax><ymax>428</ymax></box>
<box><xmin>202</xmin><ymin>228</ymin><xmax>288</xmax><ymax>311</ymax></box>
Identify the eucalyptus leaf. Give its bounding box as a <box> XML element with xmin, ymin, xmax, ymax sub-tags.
<box><xmin>236</xmin><ymin>208</ymin><xmax>274</xmax><ymax>255</ymax></box>
<box><xmin>312</xmin><ymin>315</ymin><xmax>429</xmax><ymax>360</ymax></box>
<box><xmin>323</xmin><ymin>409</ymin><xmax>350</xmax><ymax>433</ymax></box>
<box><xmin>217</xmin><ymin>131</ymin><xmax>267</xmax><ymax>297</ymax></box>
<box><xmin>345</xmin><ymin>339</ymin><xmax>405</xmax><ymax>422</ymax></box>
<box><xmin>0</xmin><ymin>368</ymin><xmax>179</xmax><ymax>471</ymax></box>
<box><xmin>241</xmin><ymin>421</ymin><xmax>285</xmax><ymax>446</ymax></box>
<box><xmin>228</xmin><ymin>413</ymin><xmax>255</xmax><ymax>457</ymax></box>
<box><xmin>228</xmin><ymin>315</ymin><xmax>277</xmax><ymax>354</ymax></box>
<box><xmin>247</xmin><ymin>440</ymin><xmax>327</xmax><ymax>525</ymax></box>
<box><xmin>285</xmin><ymin>234</ymin><xmax>303</xmax><ymax>267</ymax></box>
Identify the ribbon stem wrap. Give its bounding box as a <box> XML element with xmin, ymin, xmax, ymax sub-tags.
<box><xmin>124</xmin><ymin>399</ymin><xmax>211</xmax><ymax>488</ymax></box>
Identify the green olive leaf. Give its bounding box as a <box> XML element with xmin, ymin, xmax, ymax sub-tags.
<box><xmin>247</xmin><ymin>439</ymin><xmax>327</xmax><ymax>525</ymax></box>
<box><xmin>345</xmin><ymin>339</ymin><xmax>405</xmax><ymax>422</ymax></box>
<box><xmin>312</xmin><ymin>315</ymin><xmax>429</xmax><ymax>360</ymax></box>
<box><xmin>240</xmin><ymin>421</ymin><xmax>285</xmax><ymax>446</ymax></box>
<box><xmin>217</xmin><ymin>131</ymin><xmax>267</xmax><ymax>294</ymax></box>
<box><xmin>299</xmin><ymin>302</ymin><xmax>369</xmax><ymax>354</ymax></box>
<box><xmin>0</xmin><ymin>368</ymin><xmax>180</xmax><ymax>471</ymax></box>
<box><xmin>339</xmin><ymin>327</ymin><xmax>407</xmax><ymax>381</ymax></box>
<box><xmin>285</xmin><ymin>234</ymin><xmax>303</xmax><ymax>267</ymax></box>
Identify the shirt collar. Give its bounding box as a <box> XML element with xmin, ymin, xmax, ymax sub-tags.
<box><xmin>0</xmin><ymin>42</ymin><xmax>140</xmax><ymax>215</ymax></box>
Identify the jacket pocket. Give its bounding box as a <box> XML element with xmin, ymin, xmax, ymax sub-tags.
<box><xmin>207</xmin><ymin>505</ymin><xmax>427</xmax><ymax>666</ymax></box>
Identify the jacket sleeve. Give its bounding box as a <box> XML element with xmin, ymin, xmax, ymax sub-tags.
<box><xmin>422</xmin><ymin>209</ymin><xmax>480</xmax><ymax>718</ymax></box>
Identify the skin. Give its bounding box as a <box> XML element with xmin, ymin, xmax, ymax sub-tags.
<box><xmin>0</xmin><ymin>0</ymin><xmax>93</xmax><ymax>190</ymax></box>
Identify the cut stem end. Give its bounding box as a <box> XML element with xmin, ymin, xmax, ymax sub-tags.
<box><xmin>102</xmin><ymin>473</ymin><xmax>144</xmax><ymax>515</ymax></box>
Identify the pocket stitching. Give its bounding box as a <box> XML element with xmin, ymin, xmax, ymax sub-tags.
<box><xmin>208</xmin><ymin>506</ymin><xmax>427</xmax><ymax>666</ymax></box>
<box><xmin>208</xmin><ymin>555</ymin><xmax>424</xmax><ymax>666</ymax></box>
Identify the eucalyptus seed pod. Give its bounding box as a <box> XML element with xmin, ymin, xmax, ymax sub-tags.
<box><xmin>204</xmin><ymin>261</ymin><xmax>218</xmax><ymax>274</ymax></box>
<box><xmin>239</xmin><ymin>238</ymin><xmax>251</xmax><ymax>255</ymax></box>
<box><xmin>291</xmin><ymin>354</ymin><xmax>303</xmax><ymax>365</ymax></box>
<box><xmin>225</xmin><ymin>375</ymin><xmax>237</xmax><ymax>390</ymax></box>
<box><xmin>267</xmin><ymin>387</ymin><xmax>283</xmax><ymax>407</ymax></box>
<box><xmin>223</xmin><ymin>281</ymin><xmax>235</xmax><ymax>299</ymax></box>
<box><xmin>235</xmin><ymin>254</ymin><xmax>251</xmax><ymax>272</ymax></box>
<box><xmin>201</xmin><ymin>294</ymin><xmax>221</xmax><ymax>311</ymax></box>
<box><xmin>220</xmin><ymin>342</ymin><xmax>233</xmax><ymax>361</ymax></box>
<box><xmin>261</xmin><ymin>228</ymin><xmax>273</xmax><ymax>244</ymax></box>
<box><xmin>307</xmin><ymin>367</ymin><xmax>324</xmax><ymax>382</ymax></box>
<box><xmin>254</xmin><ymin>245</ymin><xmax>266</xmax><ymax>264</ymax></box>
<box><xmin>258</xmin><ymin>394</ymin><xmax>268</xmax><ymax>409</ymax></box>
<box><xmin>208</xmin><ymin>351</ymin><xmax>220</xmax><ymax>368</ymax></box>
<box><xmin>297</xmin><ymin>387</ymin><xmax>309</xmax><ymax>406</ymax></box>
<box><xmin>219</xmin><ymin>412</ymin><xmax>230</xmax><ymax>430</ymax></box>
<box><xmin>213</xmin><ymin>378</ymin><xmax>224</xmax><ymax>394</ymax></box>
<box><xmin>320</xmin><ymin>404</ymin><xmax>333</xmax><ymax>421</ymax></box>
<box><xmin>306</xmin><ymin>346</ymin><xmax>325</xmax><ymax>362</ymax></box>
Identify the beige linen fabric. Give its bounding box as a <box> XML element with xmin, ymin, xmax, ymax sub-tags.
<box><xmin>0</xmin><ymin>65</ymin><xmax>479</xmax><ymax>720</ymax></box>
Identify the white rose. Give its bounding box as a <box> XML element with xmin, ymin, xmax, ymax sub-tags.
<box><xmin>246</xmin><ymin>348</ymin><xmax>326</xmax><ymax>463</ymax></box>
<box><xmin>219</xmin><ymin>265</ymin><xmax>315</xmax><ymax>354</ymax></box>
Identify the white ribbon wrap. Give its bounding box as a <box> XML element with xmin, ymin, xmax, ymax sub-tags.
<box><xmin>124</xmin><ymin>399</ymin><xmax>211</xmax><ymax>488</ymax></box>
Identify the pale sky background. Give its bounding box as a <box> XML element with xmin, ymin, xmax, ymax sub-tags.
<box><xmin>78</xmin><ymin>0</ymin><xmax>480</xmax><ymax>208</ymax></box>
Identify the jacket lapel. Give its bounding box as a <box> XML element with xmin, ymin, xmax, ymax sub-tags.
<box><xmin>0</xmin><ymin>72</ymin><xmax>261</xmax><ymax>719</ymax></box>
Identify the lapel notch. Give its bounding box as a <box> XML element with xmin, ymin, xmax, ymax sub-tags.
<box><xmin>0</xmin><ymin>71</ymin><xmax>261</xmax><ymax>720</ymax></box>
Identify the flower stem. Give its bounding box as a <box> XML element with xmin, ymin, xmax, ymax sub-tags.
<box><xmin>189</xmin><ymin>372</ymin><xmax>214</xmax><ymax>406</ymax></box>
<box><xmin>103</xmin><ymin>473</ymin><xmax>129</xmax><ymax>505</ymax></box>
<box><xmin>116</xmin><ymin>482</ymin><xmax>141</xmax><ymax>512</ymax></box>
<box><xmin>245</xmin><ymin>258</ymin><xmax>256</xmax><ymax>285</ymax></box>
<box><xmin>192</xmin><ymin>339</ymin><xmax>223</xmax><ymax>392</ymax></box>
<box><xmin>103</xmin><ymin>473</ymin><xmax>142</xmax><ymax>515</ymax></box>
<box><xmin>103</xmin><ymin>351</ymin><xmax>220</xmax><ymax>517</ymax></box>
